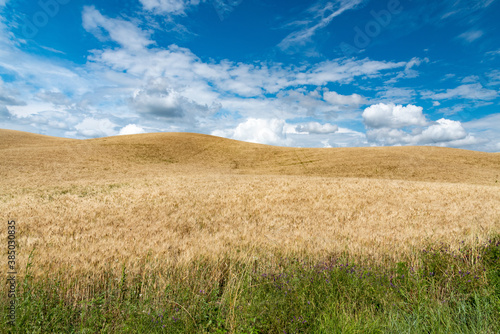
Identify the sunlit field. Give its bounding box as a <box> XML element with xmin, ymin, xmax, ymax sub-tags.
<box><xmin>1</xmin><ymin>129</ymin><xmax>499</xmax><ymax>333</ymax></box>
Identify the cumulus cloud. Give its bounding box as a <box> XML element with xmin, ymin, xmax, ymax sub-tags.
<box><xmin>86</xmin><ymin>24</ymin><xmax>407</xmax><ymax>100</ymax></box>
<box><xmin>418</xmin><ymin>119</ymin><xmax>468</xmax><ymax>144</ymax></box>
<box><xmin>130</xmin><ymin>78</ymin><xmax>213</xmax><ymax>119</ymax></box>
<box><xmin>366</xmin><ymin>128</ymin><xmax>411</xmax><ymax>146</ymax></box>
<box><xmin>212</xmin><ymin>118</ymin><xmax>292</xmax><ymax>146</ymax></box>
<box><xmin>363</xmin><ymin>103</ymin><xmax>428</xmax><ymax>129</ymax></box>
<box><xmin>362</xmin><ymin>102</ymin><xmax>474</xmax><ymax>147</ymax></box>
<box><xmin>132</xmin><ymin>87</ymin><xmax>185</xmax><ymax>118</ymax></box>
<box><xmin>366</xmin><ymin>119</ymin><xmax>470</xmax><ymax>146</ymax></box>
<box><xmin>75</xmin><ymin>117</ymin><xmax>118</xmax><ymax>138</ymax></box>
<box><xmin>323</xmin><ymin>91</ymin><xmax>364</xmax><ymax>107</ymax></box>
<box><xmin>82</xmin><ymin>6</ymin><xmax>153</xmax><ymax>51</ymax></box>
<box><xmin>295</xmin><ymin>122</ymin><xmax>339</xmax><ymax>134</ymax></box>
<box><xmin>119</xmin><ymin>124</ymin><xmax>146</xmax><ymax>135</ymax></box>
<box><xmin>79</xmin><ymin>11</ymin><xmax>409</xmax><ymax>129</ymax></box>
<box><xmin>1</xmin><ymin>2</ymin><xmax>495</xmax><ymax>152</ymax></box>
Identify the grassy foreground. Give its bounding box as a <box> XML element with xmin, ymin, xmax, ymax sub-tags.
<box><xmin>2</xmin><ymin>237</ymin><xmax>499</xmax><ymax>333</ymax></box>
<box><xmin>1</xmin><ymin>130</ymin><xmax>499</xmax><ymax>332</ymax></box>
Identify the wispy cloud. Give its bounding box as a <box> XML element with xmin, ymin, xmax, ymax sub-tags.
<box><xmin>82</xmin><ymin>6</ymin><xmax>154</xmax><ymax>51</ymax></box>
<box><xmin>441</xmin><ymin>0</ymin><xmax>496</xmax><ymax>20</ymax></box>
<box><xmin>278</xmin><ymin>0</ymin><xmax>364</xmax><ymax>52</ymax></box>
<box><xmin>39</xmin><ymin>45</ymin><xmax>66</xmax><ymax>54</ymax></box>
<box><xmin>421</xmin><ymin>83</ymin><xmax>498</xmax><ymax>101</ymax></box>
<box><xmin>458</xmin><ymin>30</ymin><xmax>483</xmax><ymax>43</ymax></box>
<box><xmin>139</xmin><ymin>0</ymin><xmax>198</xmax><ymax>15</ymax></box>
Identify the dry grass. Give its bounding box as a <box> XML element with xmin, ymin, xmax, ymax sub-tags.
<box><xmin>1</xmin><ymin>129</ymin><xmax>499</xmax><ymax>283</ymax></box>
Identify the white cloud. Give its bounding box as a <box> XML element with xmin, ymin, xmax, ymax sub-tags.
<box><xmin>418</xmin><ymin>118</ymin><xmax>468</xmax><ymax>144</ymax></box>
<box><xmin>487</xmin><ymin>70</ymin><xmax>500</xmax><ymax>85</ymax></box>
<box><xmin>321</xmin><ymin>139</ymin><xmax>332</xmax><ymax>148</ymax></box>
<box><xmin>212</xmin><ymin>118</ymin><xmax>292</xmax><ymax>146</ymax></box>
<box><xmin>323</xmin><ymin>91</ymin><xmax>364</xmax><ymax>106</ymax></box>
<box><xmin>305</xmin><ymin>58</ymin><xmax>405</xmax><ymax>86</ymax></box>
<box><xmin>441</xmin><ymin>0</ymin><xmax>494</xmax><ymax>20</ymax></box>
<box><xmin>139</xmin><ymin>0</ymin><xmax>202</xmax><ymax>15</ymax></box>
<box><xmin>82</xmin><ymin>8</ymin><xmax>408</xmax><ymax>110</ymax></box>
<box><xmin>130</xmin><ymin>78</ymin><xmax>215</xmax><ymax>120</ymax></box>
<box><xmin>1</xmin><ymin>3</ymin><xmax>497</xmax><ymax>152</ymax></box>
<box><xmin>362</xmin><ymin>103</ymin><xmax>478</xmax><ymax>147</ymax></box>
<box><xmin>278</xmin><ymin>0</ymin><xmax>363</xmax><ymax>51</ymax></box>
<box><xmin>461</xmin><ymin>75</ymin><xmax>479</xmax><ymax>83</ymax></box>
<box><xmin>0</xmin><ymin>80</ymin><xmax>24</xmax><ymax>106</ymax></box>
<box><xmin>486</xmin><ymin>49</ymin><xmax>500</xmax><ymax>57</ymax></box>
<box><xmin>458</xmin><ymin>30</ymin><xmax>483</xmax><ymax>43</ymax></box>
<box><xmin>82</xmin><ymin>6</ymin><xmax>154</xmax><ymax>51</ymax></box>
<box><xmin>74</xmin><ymin>117</ymin><xmax>118</xmax><ymax>138</ymax></box>
<box><xmin>6</xmin><ymin>102</ymin><xmax>63</xmax><ymax>118</ymax></box>
<box><xmin>438</xmin><ymin>104</ymin><xmax>467</xmax><ymax>116</ymax></box>
<box><xmin>119</xmin><ymin>124</ymin><xmax>146</xmax><ymax>135</ymax></box>
<box><xmin>211</xmin><ymin>0</ymin><xmax>243</xmax><ymax>20</ymax></box>
<box><xmin>386</xmin><ymin>57</ymin><xmax>429</xmax><ymax>83</ymax></box>
<box><xmin>90</xmin><ymin>45</ymin><xmax>406</xmax><ymax>98</ymax></box>
<box><xmin>366</xmin><ymin>127</ymin><xmax>412</xmax><ymax>145</ymax></box>
<box><xmin>132</xmin><ymin>85</ymin><xmax>185</xmax><ymax>118</ymax></box>
<box><xmin>363</xmin><ymin>103</ymin><xmax>428</xmax><ymax>129</ymax></box>
<box><xmin>422</xmin><ymin>83</ymin><xmax>498</xmax><ymax>101</ymax></box>
<box><xmin>463</xmin><ymin>113</ymin><xmax>500</xmax><ymax>152</ymax></box>
<box><xmin>295</xmin><ymin>122</ymin><xmax>339</xmax><ymax>134</ymax></box>
<box><xmin>0</xmin><ymin>0</ymin><xmax>7</xmax><ymax>7</ymax></box>
<box><xmin>405</xmin><ymin>57</ymin><xmax>429</xmax><ymax>70</ymax></box>
<box><xmin>366</xmin><ymin>119</ymin><xmax>470</xmax><ymax>146</ymax></box>
<box><xmin>213</xmin><ymin>118</ymin><xmax>358</xmax><ymax>148</ymax></box>
<box><xmin>375</xmin><ymin>87</ymin><xmax>416</xmax><ymax>105</ymax></box>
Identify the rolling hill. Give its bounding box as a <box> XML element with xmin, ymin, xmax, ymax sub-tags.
<box><xmin>1</xmin><ymin>129</ymin><xmax>499</xmax><ymax>186</ymax></box>
<box><xmin>1</xmin><ymin>128</ymin><xmax>499</xmax><ymax>284</ymax></box>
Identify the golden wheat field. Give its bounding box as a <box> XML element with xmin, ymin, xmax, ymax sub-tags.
<box><xmin>1</xmin><ymin>128</ymin><xmax>500</xmax><ymax>281</ymax></box>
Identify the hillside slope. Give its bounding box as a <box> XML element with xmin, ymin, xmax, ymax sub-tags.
<box><xmin>0</xmin><ymin>128</ymin><xmax>77</xmax><ymax>149</ymax></box>
<box><xmin>1</xmin><ymin>129</ymin><xmax>499</xmax><ymax>186</ymax></box>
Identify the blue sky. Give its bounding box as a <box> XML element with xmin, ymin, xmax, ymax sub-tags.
<box><xmin>0</xmin><ymin>0</ymin><xmax>499</xmax><ymax>151</ymax></box>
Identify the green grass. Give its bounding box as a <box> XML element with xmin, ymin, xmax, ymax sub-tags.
<box><xmin>2</xmin><ymin>237</ymin><xmax>499</xmax><ymax>333</ymax></box>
